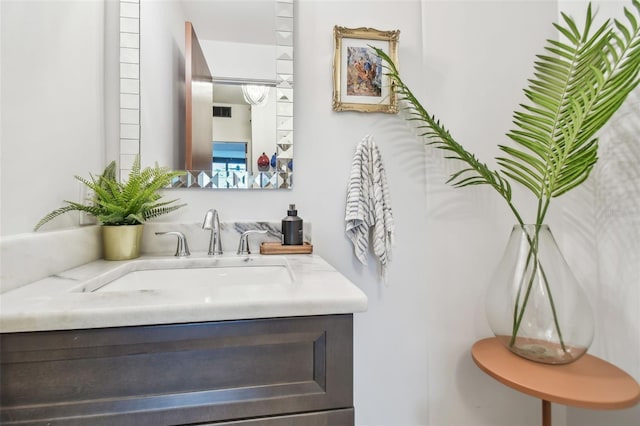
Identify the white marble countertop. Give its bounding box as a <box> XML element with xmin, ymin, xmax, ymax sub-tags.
<box><xmin>0</xmin><ymin>253</ymin><xmax>368</xmax><ymax>333</ymax></box>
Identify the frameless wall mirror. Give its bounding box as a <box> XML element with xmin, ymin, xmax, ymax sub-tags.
<box><xmin>119</xmin><ymin>0</ymin><xmax>294</xmax><ymax>189</ymax></box>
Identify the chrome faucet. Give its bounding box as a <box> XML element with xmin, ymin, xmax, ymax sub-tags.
<box><xmin>237</xmin><ymin>230</ymin><xmax>267</xmax><ymax>255</ymax></box>
<box><xmin>155</xmin><ymin>231</ymin><xmax>190</xmax><ymax>257</ymax></box>
<box><xmin>202</xmin><ymin>209</ymin><xmax>223</xmax><ymax>255</ymax></box>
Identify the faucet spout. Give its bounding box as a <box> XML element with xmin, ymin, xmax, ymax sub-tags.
<box><xmin>202</xmin><ymin>209</ymin><xmax>223</xmax><ymax>255</ymax></box>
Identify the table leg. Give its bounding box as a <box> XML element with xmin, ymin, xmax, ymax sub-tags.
<box><xmin>542</xmin><ymin>400</ymin><xmax>551</xmax><ymax>426</ymax></box>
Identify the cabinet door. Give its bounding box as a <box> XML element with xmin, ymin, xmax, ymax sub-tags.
<box><xmin>0</xmin><ymin>315</ymin><xmax>353</xmax><ymax>426</ymax></box>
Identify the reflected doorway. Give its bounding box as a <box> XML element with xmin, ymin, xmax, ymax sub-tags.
<box><xmin>212</xmin><ymin>141</ymin><xmax>248</xmax><ymax>173</ymax></box>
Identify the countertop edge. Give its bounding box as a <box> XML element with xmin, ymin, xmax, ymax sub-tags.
<box><xmin>0</xmin><ymin>253</ymin><xmax>368</xmax><ymax>333</ymax></box>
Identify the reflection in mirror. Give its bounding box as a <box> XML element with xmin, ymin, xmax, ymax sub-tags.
<box><xmin>185</xmin><ymin>21</ymin><xmax>213</xmax><ymax>171</ymax></box>
<box><xmin>120</xmin><ymin>0</ymin><xmax>294</xmax><ymax>189</ymax></box>
<box><xmin>211</xmin><ymin>82</ymin><xmax>278</xmax><ymax>177</ymax></box>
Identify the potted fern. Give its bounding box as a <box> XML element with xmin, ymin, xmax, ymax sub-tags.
<box><xmin>34</xmin><ymin>156</ymin><xmax>186</xmax><ymax>260</ymax></box>
<box><xmin>374</xmin><ymin>1</ymin><xmax>639</xmax><ymax>363</ymax></box>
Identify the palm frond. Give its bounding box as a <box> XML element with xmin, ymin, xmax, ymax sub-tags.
<box><xmin>373</xmin><ymin>1</ymin><xmax>639</xmax><ymax>226</ymax></box>
<box><xmin>372</xmin><ymin>47</ymin><xmax>517</xmax><ymax>215</ymax></box>
<box><xmin>373</xmin><ymin>46</ymin><xmax>523</xmax><ymax>222</ymax></box>
<box><xmin>499</xmin><ymin>1</ymin><xmax>639</xmax><ymax>222</ymax></box>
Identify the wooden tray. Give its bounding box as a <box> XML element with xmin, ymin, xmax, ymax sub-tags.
<box><xmin>260</xmin><ymin>242</ymin><xmax>313</xmax><ymax>255</ymax></box>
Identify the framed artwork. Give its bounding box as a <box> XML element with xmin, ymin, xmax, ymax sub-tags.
<box><xmin>332</xmin><ymin>26</ymin><xmax>400</xmax><ymax>113</ymax></box>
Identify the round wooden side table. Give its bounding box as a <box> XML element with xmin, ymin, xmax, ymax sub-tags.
<box><xmin>471</xmin><ymin>337</ymin><xmax>640</xmax><ymax>426</ymax></box>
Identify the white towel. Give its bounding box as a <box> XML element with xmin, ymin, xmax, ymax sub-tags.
<box><xmin>345</xmin><ymin>135</ymin><xmax>395</xmax><ymax>280</ymax></box>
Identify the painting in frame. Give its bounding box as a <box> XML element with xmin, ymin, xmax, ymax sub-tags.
<box><xmin>332</xmin><ymin>26</ymin><xmax>400</xmax><ymax>113</ymax></box>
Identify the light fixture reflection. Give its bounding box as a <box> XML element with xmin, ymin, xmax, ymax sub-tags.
<box><xmin>242</xmin><ymin>84</ymin><xmax>269</xmax><ymax>106</ymax></box>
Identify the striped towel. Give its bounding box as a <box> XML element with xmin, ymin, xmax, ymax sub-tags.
<box><xmin>345</xmin><ymin>135</ymin><xmax>395</xmax><ymax>280</ymax></box>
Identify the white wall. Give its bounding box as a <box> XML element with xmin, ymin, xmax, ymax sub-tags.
<box><xmin>421</xmin><ymin>1</ymin><xmax>562</xmax><ymax>425</ymax></box>
<box><xmin>213</xmin><ymin>103</ymin><xmax>251</xmax><ymax>143</ymax></box>
<box><xmin>140</xmin><ymin>0</ymin><xmax>186</xmax><ymax>169</ymax></box>
<box><xmin>571</xmin><ymin>88</ymin><xmax>640</xmax><ymax>426</ymax></box>
<box><xmin>557</xmin><ymin>3</ymin><xmax>640</xmax><ymax>425</ymax></box>
<box><xmin>1</xmin><ymin>1</ymin><xmax>638</xmax><ymax>426</ymax></box>
<box><xmin>0</xmin><ymin>0</ymin><xmax>106</xmax><ymax>235</ymax></box>
<box><xmin>202</xmin><ymin>39</ymin><xmax>276</xmax><ymax>81</ymax></box>
<box><xmin>251</xmin><ymin>90</ymin><xmax>277</xmax><ymax>167</ymax></box>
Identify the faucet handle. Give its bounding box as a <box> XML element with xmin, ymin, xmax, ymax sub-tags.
<box><xmin>237</xmin><ymin>230</ymin><xmax>268</xmax><ymax>255</ymax></box>
<box><xmin>155</xmin><ymin>231</ymin><xmax>190</xmax><ymax>257</ymax></box>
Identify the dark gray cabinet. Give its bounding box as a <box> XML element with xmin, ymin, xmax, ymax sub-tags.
<box><xmin>0</xmin><ymin>314</ymin><xmax>354</xmax><ymax>425</ymax></box>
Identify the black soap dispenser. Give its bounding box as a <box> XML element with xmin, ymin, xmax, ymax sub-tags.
<box><xmin>282</xmin><ymin>204</ymin><xmax>303</xmax><ymax>245</ymax></box>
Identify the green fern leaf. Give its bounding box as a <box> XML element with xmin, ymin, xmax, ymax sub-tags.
<box><xmin>34</xmin><ymin>155</ymin><xmax>186</xmax><ymax>230</ymax></box>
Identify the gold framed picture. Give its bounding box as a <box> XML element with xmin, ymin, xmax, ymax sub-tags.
<box><xmin>332</xmin><ymin>26</ymin><xmax>400</xmax><ymax>113</ymax></box>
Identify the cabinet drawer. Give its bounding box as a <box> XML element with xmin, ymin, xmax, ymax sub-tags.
<box><xmin>208</xmin><ymin>408</ymin><xmax>354</xmax><ymax>425</ymax></box>
<box><xmin>0</xmin><ymin>315</ymin><xmax>353</xmax><ymax>426</ymax></box>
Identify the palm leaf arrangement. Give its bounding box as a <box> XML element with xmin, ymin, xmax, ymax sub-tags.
<box><xmin>374</xmin><ymin>1</ymin><xmax>639</xmax><ymax>356</ymax></box>
<box><xmin>34</xmin><ymin>156</ymin><xmax>186</xmax><ymax>230</ymax></box>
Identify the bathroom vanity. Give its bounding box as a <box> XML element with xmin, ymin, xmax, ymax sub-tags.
<box><xmin>0</xmin><ymin>252</ymin><xmax>367</xmax><ymax>425</ymax></box>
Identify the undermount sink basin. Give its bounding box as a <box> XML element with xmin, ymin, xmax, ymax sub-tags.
<box><xmin>73</xmin><ymin>256</ymin><xmax>294</xmax><ymax>293</ymax></box>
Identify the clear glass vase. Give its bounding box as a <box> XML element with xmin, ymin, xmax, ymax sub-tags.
<box><xmin>485</xmin><ymin>224</ymin><xmax>594</xmax><ymax>364</ymax></box>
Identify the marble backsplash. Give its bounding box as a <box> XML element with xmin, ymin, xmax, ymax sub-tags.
<box><xmin>0</xmin><ymin>221</ymin><xmax>311</xmax><ymax>294</ymax></box>
<box><xmin>1</xmin><ymin>226</ymin><xmax>102</xmax><ymax>294</ymax></box>
<box><xmin>142</xmin><ymin>221</ymin><xmax>312</xmax><ymax>256</ymax></box>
